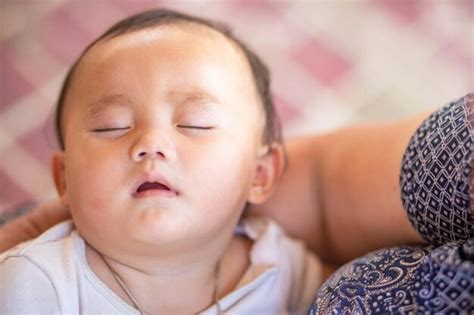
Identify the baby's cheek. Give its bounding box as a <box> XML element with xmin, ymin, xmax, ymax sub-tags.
<box><xmin>199</xmin><ymin>157</ymin><xmax>252</xmax><ymax>212</ymax></box>
<box><xmin>69</xmin><ymin>188</ymin><xmax>111</xmax><ymax>240</ymax></box>
<box><xmin>66</xmin><ymin>168</ymin><xmax>108</xmax><ymax>213</ymax></box>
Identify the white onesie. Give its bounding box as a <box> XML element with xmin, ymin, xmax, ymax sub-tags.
<box><xmin>0</xmin><ymin>217</ymin><xmax>321</xmax><ymax>314</ymax></box>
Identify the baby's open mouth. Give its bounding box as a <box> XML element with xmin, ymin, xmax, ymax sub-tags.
<box><xmin>136</xmin><ymin>181</ymin><xmax>170</xmax><ymax>193</ymax></box>
<box><xmin>132</xmin><ymin>174</ymin><xmax>178</xmax><ymax>198</ymax></box>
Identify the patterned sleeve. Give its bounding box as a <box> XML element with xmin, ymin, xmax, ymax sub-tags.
<box><xmin>400</xmin><ymin>92</ymin><xmax>474</xmax><ymax>245</ymax></box>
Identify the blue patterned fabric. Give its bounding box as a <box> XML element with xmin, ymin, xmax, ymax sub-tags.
<box><xmin>310</xmin><ymin>241</ymin><xmax>474</xmax><ymax>314</ymax></box>
<box><xmin>311</xmin><ymin>93</ymin><xmax>474</xmax><ymax>314</ymax></box>
<box><xmin>412</xmin><ymin>239</ymin><xmax>474</xmax><ymax>313</ymax></box>
<box><xmin>400</xmin><ymin>93</ymin><xmax>473</xmax><ymax>245</ymax></box>
<box><xmin>311</xmin><ymin>246</ymin><xmax>433</xmax><ymax>314</ymax></box>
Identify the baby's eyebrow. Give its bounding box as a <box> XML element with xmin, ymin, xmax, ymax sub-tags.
<box><xmin>169</xmin><ymin>89</ymin><xmax>221</xmax><ymax>106</ymax></box>
<box><xmin>87</xmin><ymin>94</ymin><xmax>132</xmax><ymax>117</ymax></box>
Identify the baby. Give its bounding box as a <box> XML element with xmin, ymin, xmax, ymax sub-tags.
<box><xmin>0</xmin><ymin>9</ymin><xmax>321</xmax><ymax>314</ymax></box>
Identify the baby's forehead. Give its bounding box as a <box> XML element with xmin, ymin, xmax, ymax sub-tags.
<box><xmin>57</xmin><ymin>21</ymin><xmax>268</xmax><ymax>149</ymax></box>
<box><xmin>81</xmin><ymin>23</ymin><xmax>247</xmax><ymax>72</ymax></box>
<box><xmin>64</xmin><ymin>23</ymin><xmax>262</xmax><ymax>115</ymax></box>
<box><xmin>68</xmin><ymin>23</ymin><xmax>257</xmax><ymax>104</ymax></box>
<box><xmin>65</xmin><ymin>23</ymin><xmax>260</xmax><ymax>109</ymax></box>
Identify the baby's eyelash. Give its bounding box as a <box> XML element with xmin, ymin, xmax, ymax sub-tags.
<box><xmin>177</xmin><ymin>125</ymin><xmax>213</xmax><ymax>130</ymax></box>
<box><xmin>92</xmin><ymin>127</ymin><xmax>130</xmax><ymax>132</ymax></box>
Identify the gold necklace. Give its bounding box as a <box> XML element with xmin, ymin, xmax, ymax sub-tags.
<box><xmin>101</xmin><ymin>255</ymin><xmax>222</xmax><ymax>315</ymax></box>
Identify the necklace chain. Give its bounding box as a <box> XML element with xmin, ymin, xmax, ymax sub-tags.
<box><xmin>101</xmin><ymin>255</ymin><xmax>222</xmax><ymax>315</ymax></box>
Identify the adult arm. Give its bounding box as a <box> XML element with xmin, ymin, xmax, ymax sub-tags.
<box><xmin>0</xmin><ymin>199</ymin><xmax>70</xmax><ymax>252</ymax></box>
<box><xmin>252</xmin><ymin>111</ymin><xmax>432</xmax><ymax>264</ymax></box>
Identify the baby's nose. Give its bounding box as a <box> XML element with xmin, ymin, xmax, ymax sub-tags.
<box><xmin>134</xmin><ymin>150</ymin><xmax>165</xmax><ymax>160</ymax></box>
<box><xmin>130</xmin><ymin>132</ymin><xmax>176</xmax><ymax>162</ymax></box>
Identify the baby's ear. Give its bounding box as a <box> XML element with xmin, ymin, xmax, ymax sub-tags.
<box><xmin>51</xmin><ymin>151</ymin><xmax>68</xmax><ymax>207</ymax></box>
<box><xmin>247</xmin><ymin>143</ymin><xmax>286</xmax><ymax>204</ymax></box>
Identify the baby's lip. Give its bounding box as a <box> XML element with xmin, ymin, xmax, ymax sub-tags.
<box><xmin>132</xmin><ymin>173</ymin><xmax>178</xmax><ymax>197</ymax></box>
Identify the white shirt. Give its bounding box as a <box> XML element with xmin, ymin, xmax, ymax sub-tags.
<box><xmin>0</xmin><ymin>218</ymin><xmax>321</xmax><ymax>314</ymax></box>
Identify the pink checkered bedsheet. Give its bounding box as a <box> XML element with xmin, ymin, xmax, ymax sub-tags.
<box><xmin>0</xmin><ymin>0</ymin><xmax>472</xmax><ymax>216</ymax></box>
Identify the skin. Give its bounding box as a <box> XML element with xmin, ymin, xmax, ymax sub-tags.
<box><xmin>0</xmin><ymin>198</ymin><xmax>70</xmax><ymax>252</ymax></box>
<box><xmin>252</xmin><ymin>113</ymin><xmax>430</xmax><ymax>265</ymax></box>
<box><xmin>50</xmin><ymin>24</ymin><xmax>285</xmax><ymax>314</ymax></box>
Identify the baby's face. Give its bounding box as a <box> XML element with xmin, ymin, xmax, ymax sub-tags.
<box><xmin>54</xmin><ymin>25</ymin><xmax>266</xmax><ymax>257</ymax></box>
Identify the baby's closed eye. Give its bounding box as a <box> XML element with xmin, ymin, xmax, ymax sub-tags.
<box><xmin>90</xmin><ymin>126</ymin><xmax>131</xmax><ymax>139</ymax></box>
<box><xmin>176</xmin><ymin>125</ymin><xmax>213</xmax><ymax>130</ymax></box>
<box><xmin>92</xmin><ymin>127</ymin><xmax>131</xmax><ymax>132</ymax></box>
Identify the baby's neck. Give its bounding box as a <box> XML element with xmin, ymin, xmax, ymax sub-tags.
<box><xmin>86</xmin><ymin>234</ymin><xmax>252</xmax><ymax>314</ymax></box>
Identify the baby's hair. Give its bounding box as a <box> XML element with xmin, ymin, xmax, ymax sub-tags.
<box><xmin>54</xmin><ymin>8</ymin><xmax>283</xmax><ymax>150</ymax></box>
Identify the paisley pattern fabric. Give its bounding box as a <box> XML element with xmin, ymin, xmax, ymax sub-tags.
<box><xmin>310</xmin><ymin>246</ymin><xmax>432</xmax><ymax>314</ymax></box>
<box><xmin>310</xmin><ymin>241</ymin><xmax>474</xmax><ymax>314</ymax></box>
<box><xmin>412</xmin><ymin>239</ymin><xmax>474</xmax><ymax>313</ymax></box>
<box><xmin>400</xmin><ymin>93</ymin><xmax>474</xmax><ymax>245</ymax></box>
<box><xmin>311</xmin><ymin>93</ymin><xmax>474</xmax><ymax>314</ymax></box>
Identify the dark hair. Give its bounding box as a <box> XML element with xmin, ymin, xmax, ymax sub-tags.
<box><xmin>55</xmin><ymin>8</ymin><xmax>283</xmax><ymax>150</ymax></box>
